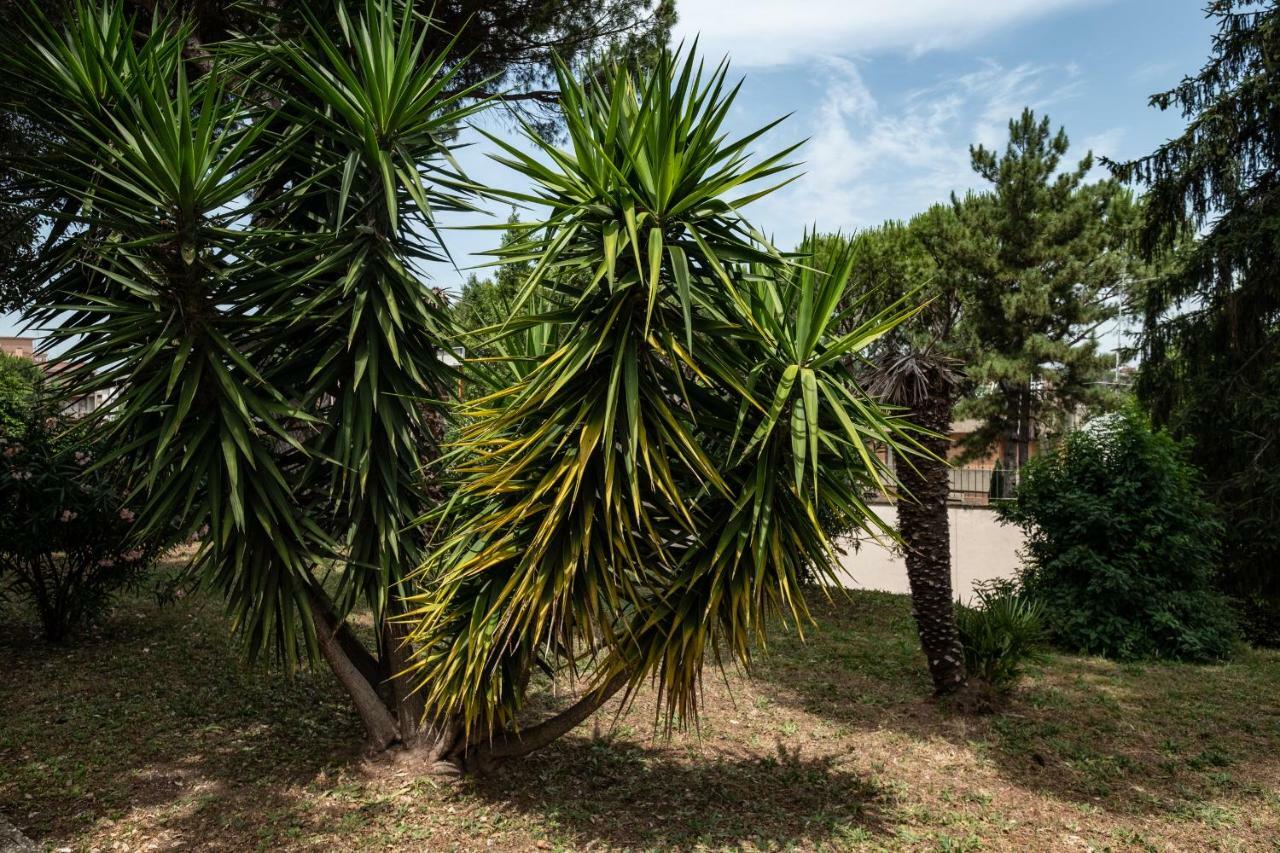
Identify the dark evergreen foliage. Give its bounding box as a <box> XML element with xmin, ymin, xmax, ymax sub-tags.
<box><xmin>1</xmin><ymin>409</ymin><xmax>174</xmax><ymax>641</ymax></box>
<box><xmin>0</xmin><ymin>352</ymin><xmax>43</xmax><ymax>434</ymax></box>
<box><xmin>951</xmin><ymin>109</ymin><xmax>1136</xmax><ymax>462</ymax></box>
<box><xmin>1109</xmin><ymin>0</ymin><xmax>1280</xmax><ymax>641</ymax></box>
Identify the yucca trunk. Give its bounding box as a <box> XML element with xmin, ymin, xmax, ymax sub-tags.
<box><xmin>895</xmin><ymin>387</ymin><xmax>967</xmax><ymax>694</ymax></box>
<box><xmin>307</xmin><ymin>580</ymin><xmax>606</xmax><ymax>768</ymax></box>
<box><xmin>305</xmin><ymin>586</ymin><xmax>469</xmax><ymax>761</ymax></box>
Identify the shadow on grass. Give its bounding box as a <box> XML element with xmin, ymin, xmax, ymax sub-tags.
<box><xmin>0</xmin><ymin>594</ymin><xmax>364</xmax><ymax>847</ymax></box>
<box><xmin>472</xmin><ymin>736</ymin><xmax>890</xmax><ymax>849</ymax></box>
<box><xmin>1</xmin><ymin>590</ymin><xmax>895</xmax><ymax>850</ymax></box>
<box><xmin>752</xmin><ymin>589</ymin><xmax>1280</xmax><ymax>819</ymax></box>
<box><xmin>4</xmin><ymin>584</ymin><xmax>1278</xmax><ymax>848</ymax></box>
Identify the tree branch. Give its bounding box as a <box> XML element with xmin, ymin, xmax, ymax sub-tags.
<box><xmin>307</xmin><ymin>584</ymin><xmax>385</xmax><ymax>690</ymax></box>
<box><xmin>462</xmin><ymin>88</ymin><xmax>561</xmax><ymax>104</ymax></box>
<box><xmin>306</xmin><ymin>586</ymin><xmax>400</xmax><ymax>751</ymax></box>
<box><xmin>464</xmin><ymin>671</ymin><xmax>631</xmax><ymax>763</ymax></box>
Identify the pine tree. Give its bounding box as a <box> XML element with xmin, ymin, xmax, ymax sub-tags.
<box><xmin>809</xmin><ymin>108</ymin><xmax>1141</xmax><ymax>693</ymax></box>
<box><xmin>1109</xmin><ymin>0</ymin><xmax>1280</xmax><ymax>641</ymax></box>
<box><xmin>952</xmin><ymin>109</ymin><xmax>1134</xmax><ymax>465</ymax></box>
<box><xmin>451</xmin><ymin>215</ymin><xmax>532</xmax><ymax>338</ymax></box>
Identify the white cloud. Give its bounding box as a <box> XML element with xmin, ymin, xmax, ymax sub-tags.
<box><xmin>674</xmin><ymin>0</ymin><xmax>1110</xmax><ymax>67</ymax></box>
<box><xmin>750</xmin><ymin>58</ymin><xmax>1086</xmax><ymax>243</ymax></box>
<box><xmin>1080</xmin><ymin>127</ymin><xmax>1126</xmax><ymax>162</ymax></box>
<box><xmin>1130</xmin><ymin>61</ymin><xmax>1175</xmax><ymax>85</ymax></box>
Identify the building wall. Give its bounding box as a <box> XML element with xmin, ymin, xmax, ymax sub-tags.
<box><xmin>833</xmin><ymin>504</ymin><xmax>1024</xmax><ymax>603</ymax></box>
<box><xmin>0</xmin><ymin>337</ymin><xmax>41</xmax><ymax>362</ymax></box>
<box><xmin>945</xmin><ymin>418</ymin><xmax>1039</xmax><ymax>467</ymax></box>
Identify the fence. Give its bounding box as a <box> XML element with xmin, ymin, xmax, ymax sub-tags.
<box><xmin>866</xmin><ymin>464</ymin><xmax>1023</xmax><ymax>505</ymax></box>
<box><xmin>948</xmin><ymin>466</ymin><xmax>1020</xmax><ymax>503</ymax></box>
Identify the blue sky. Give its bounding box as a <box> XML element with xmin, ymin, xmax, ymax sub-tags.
<box><xmin>2</xmin><ymin>0</ymin><xmax>1216</xmax><ymax>343</ymax></box>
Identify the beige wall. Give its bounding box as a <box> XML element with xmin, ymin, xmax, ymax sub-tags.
<box><xmin>0</xmin><ymin>338</ymin><xmax>46</xmax><ymax>364</ymax></box>
<box><xmin>833</xmin><ymin>504</ymin><xmax>1024</xmax><ymax>603</ymax></box>
<box><xmin>1</xmin><ymin>337</ymin><xmax>35</xmax><ymax>359</ymax></box>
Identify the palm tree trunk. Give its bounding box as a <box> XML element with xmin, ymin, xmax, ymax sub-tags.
<box><xmin>382</xmin><ymin>605</ymin><xmax>428</xmax><ymax>745</ymax></box>
<box><xmin>452</xmin><ymin>672</ymin><xmax>631</xmax><ymax>772</ymax></box>
<box><xmin>896</xmin><ymin>389</ymin><xmax>967</xmax><ymax>695</ymax></box>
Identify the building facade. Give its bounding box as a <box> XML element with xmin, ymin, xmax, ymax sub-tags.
<box><xmin>2</xmin><ymin>337</ymin><xmax>112</xmax><ymax>417</ymax></box>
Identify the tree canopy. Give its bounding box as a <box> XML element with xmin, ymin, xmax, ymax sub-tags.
<box><xmin>951</xmin><ymin>109</ymin><xmax>1135</xmax><ymax>461</ymax></box>
<box><xmin>0</xmin><ymin>351</ymin><xmax>43</xmax><ymax>435</ymax></box>
<box><xmin>810</xmin><ymin>110</ymin><xmax>1137</xmax><ymax>462</ymax></box>
<box><xmin>1109</xmin><ymin>0</ymin><xmax>1280</xmax><ymax>637</ymax></box>
<box><xmin>0</xmin><ymin>0</ymin><xmax>674</xmax><ymax>313</ymax></box>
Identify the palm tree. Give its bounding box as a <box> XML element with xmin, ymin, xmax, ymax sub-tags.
<box><xmin>401</xmin><ymin>52</ymin><xmax>922</xmax><ymax>767</ymax></box>
<box><xmin>11</xmin><ymin>1</ymin><xmax>923</xmax><ymax>766</ymax></box>
<box><xmin>812</xmin><ymin>212</ymin><xmax>971</xmax><ymax>696</ymax></box>
<box><xmin>11</xmin><ymin>0</ymin><xmax>483</xmax><ymax>757</ymax></box>
<box><xmin>867</xmin><ymin>349</ymin><xmax>966</xmax><ymax>693</ymax></box>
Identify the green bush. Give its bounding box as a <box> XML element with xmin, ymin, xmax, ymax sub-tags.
<box><xmin>997</xmin><ymin>409</ymin><xmax>1237</xmax><ymax>661</ymax></box>
<box><xmin>0</xmin><ymin>352</ymin><xmax>42</xmax><ymax>435</ymax></box>
<box><xmin>0</xmin><ymin>409</ymin><xmax>172</xmax><ymax>640</ymax></box>
<box><xmin>956</xmin><ymin>581</ymin><xmax>1049</xmax><ymax>690</ymax></box>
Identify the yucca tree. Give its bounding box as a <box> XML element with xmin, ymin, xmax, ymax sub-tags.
<box><xmin>10</xmin><ymin>0</ymin><xmax>926</xmax><ymax>767</ymax></box>
<box><xmin>401</xmin><ymin>52</ymin><xmax>922</xmax><ymax>769</ymax></box>
<box><xmin>8</xmin><ymin>0</ymin><xmax>484</xmax><ymax>755</ymax></box>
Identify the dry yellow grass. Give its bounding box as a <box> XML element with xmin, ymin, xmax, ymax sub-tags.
<box><xmin>2</xmin><ymin>586</ymin><xmax>1277</xmax><ymax>851</ymax></box>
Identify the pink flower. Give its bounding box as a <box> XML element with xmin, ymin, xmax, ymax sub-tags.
<box><xmin>74</xmin><ymin>451</ymin><xmax>91</xmax><ymax>465</ymax></box>
<box><xmin>121</xmin><ymin>549</ymin><xmax>144</xmax><ymax>562</ymax></box>
<box><xmin>118</xmin><ymin>508</ymin><xmax>136</xmax><ymax>523</ymax></box>
<box><xmin>59</xmin><ymin>509</ymin><xmax>78</xmax><ymax>522</ymax></box>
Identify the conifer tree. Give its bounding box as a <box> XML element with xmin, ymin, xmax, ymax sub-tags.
<box><xmin>953</xmin><ymin>109</ymin><xmax>1134</xmax><ymax>464</ymax></box>
<box><xmin>1109</xmin><ymin>0</ymin><xmax>1280</xmax><ymax>640</ymax></box>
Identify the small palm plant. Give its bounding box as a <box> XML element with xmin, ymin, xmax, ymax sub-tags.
<box><xmin>955</xmin><ymin>582</ymin><xmax>1049</xmax><ymax>692</ymax></box>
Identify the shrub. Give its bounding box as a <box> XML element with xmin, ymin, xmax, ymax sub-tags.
<box><xmin>956</xmin><ymin>580</ymin><xmax>1049</xmax><ymax>691</ymax></box>
<box><xmin>0</xmin><ymin>352</ymin><xmax>42</xmax><ymax>434</ymax></box>
<box><xmin>1233</xmin><ymin>597</ymin><xmax>1280</xmax><ymax>649</ymax></box>
<box><xmin>0</xmin><ymin>410</ymin><xmax>170</xmax><ymax>641</ymax></box>
<box><xmin>997</xmin><ymin>409</ymin><xmax>1237</xmax><ymax>661</ymax></box>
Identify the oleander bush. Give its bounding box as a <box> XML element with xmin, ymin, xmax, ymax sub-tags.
<box><xmin>0</xmin><ymin>408</ymin><xmax>171</xmax><ymax>641</ymax></box>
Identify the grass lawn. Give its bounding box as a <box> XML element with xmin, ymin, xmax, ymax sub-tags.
<box><xmin>2</xmin><ymin>580</ymin><xmax>1278</xmax><ymax>852</ymax></box>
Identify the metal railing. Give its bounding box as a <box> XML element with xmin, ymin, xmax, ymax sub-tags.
<box><xmin>948</xmin><ymin>466</ymin><xmax>1020</xmax><ymax>502</ymax></box>
<box><xmin>865</xmin><ymin>464</ymin><xmax>1022</xmax><ymax>505</ymax></box>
